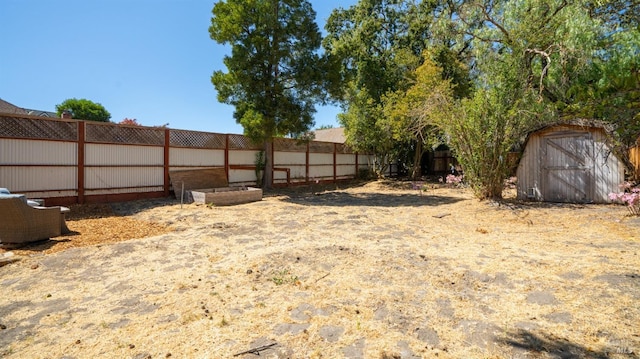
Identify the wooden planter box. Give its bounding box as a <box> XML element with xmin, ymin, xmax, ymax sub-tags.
<box><xmin>190</xmin><ymin>187</ymin><xmax>262</xmax><ymax>206</ymax></box>
<box><xmin>169</xmin><ymin>167</ymin><xmax>263</xmax><ymax>206</ymax></box>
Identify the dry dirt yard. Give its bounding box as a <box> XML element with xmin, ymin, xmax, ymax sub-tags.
<box><xmin>1</xmin><ymin>180</ymin><xmax>639</xmax><ymax>359</ymax></box>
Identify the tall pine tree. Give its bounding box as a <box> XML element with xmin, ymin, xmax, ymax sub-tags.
<box><xmin>210</xmin><ymin>0</ymin><xmax>330</xmax><ymax>187</ymax></box>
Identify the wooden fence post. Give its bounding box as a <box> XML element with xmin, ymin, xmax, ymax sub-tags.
<box><xmin>77</xmin><ymin>121</ymin><xmax>85</xmax><ymax>204</ymax></box>
<box><xmin>225</xmin><ymin>134</ymin><xmax>230</xmax><ymax>183</ymax></box>
<box><xmin>333</xmin><ymin>143</ymin><xmax>337</xmax><ymax>183</ymax></box>
<box><xmin>270</xmin><ymin>140</ymin><xmax>274</xmax><ymax>187</ymax></box>
<box><xmin>164</xmin><ymin>128</ymin><xmax>170</xmax><ymax>196</ymax></box>
<box><xmin>355</xmin><ymin>151</ymin><xmax>359</xmax><ymax>180</ymax></box>
<box><xmin>306</xmin><ymin>142</ymin><xmax>310</xmax><ymax>184</ymax></box>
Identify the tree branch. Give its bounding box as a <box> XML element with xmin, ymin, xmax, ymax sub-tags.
<box><xmin>477</xmin><ymin>2</ymin><xmax>512</xmax><ymax>44</ymax></box>
<box><xmin>525</xmin><ymin>47</ymin><xmax>553</xmax><ymax>98</ymax></box>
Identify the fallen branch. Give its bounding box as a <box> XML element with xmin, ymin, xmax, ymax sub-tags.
<box><xmin>233</xmin><ymin>342</ymin><xmax>277</xmax><ymax>357</ymax></box>
<box><xmin>315</xmin><ymin>272</ymin><xmax>330</xmax><ymax>283</ymax></box>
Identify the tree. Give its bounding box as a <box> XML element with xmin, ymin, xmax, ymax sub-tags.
<box><xmin>55</xmin><ymin>98</ymin><xmax>111</xmax><ymax>122</ymax></box>
<box><xmin>563</xmin><ymin>0</ymin><xmax>640</xmax><ymax>158</ymax></box>
<box><xmin>383</xmin><ymin>51</ymin><xmax>459</xmax><ymax>178</ymax></box>
<box><xmin>119</xmin><ymin>118</ymin><xmax>141</xmax><ymax>126</ymax></box>
<box><xmin>324</xmin><ymin>0</ymin><xmax>428</xmax><ymax>175</ymax></box>
<box><xmin>324</xmin><ymin>0</ymin><xmax>471</xmax><ymax>176</ymax></box>
<box><xmin>209</xmin><ymin>0</ymin><xmax>330</xmax><ymax>188</ymax></box>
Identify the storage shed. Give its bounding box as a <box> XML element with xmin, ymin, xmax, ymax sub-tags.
<box><xmin>516</xmin><ymin>122</ymin><xmax>625</xmax><ymax>203</ymax></box>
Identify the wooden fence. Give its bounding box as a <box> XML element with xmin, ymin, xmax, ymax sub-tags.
<box><xmin>631</xmin><ymin>144</ymin><xmax>640</xmax><ymax>179</ymax></box>
<box><xmin>0</xmin><ymin>114</ymin><xmax>371</xmax><ymax>205</ymax></box>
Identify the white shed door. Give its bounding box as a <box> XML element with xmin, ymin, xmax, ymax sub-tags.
<box><xmin>543</xmin><ymin>133</ymin><xmax>593</xmax><ymax>203</ymax></box>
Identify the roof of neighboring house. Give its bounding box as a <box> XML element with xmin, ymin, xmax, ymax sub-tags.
<box><xmin>0</xmin><ymin>98</ymin><xmax>28</xmax><ymax>115</ymax></box>
<box><xmin>0</xmin><ymin>98</ymin><xmax>58</xmax><ymax>117</ymax></box>
<box><xmin>313</xmin><ymin>127</ymin><xmax>346</xmax><ymax>143</ymax></box>
<box><xmin>22</xmin><ymin>108</ymin><xmax>58</xmax><ymax>117</ymax></box>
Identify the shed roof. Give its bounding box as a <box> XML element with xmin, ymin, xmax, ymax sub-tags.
<box><xmin>531</xmin><ymin>119</ymin><xmax>614</xmax><ymax>134</ymax></box>
<box><xmin>519</xmin><ymin>119</ymin><xmax>615</xmax><ymax>149</ymax></box>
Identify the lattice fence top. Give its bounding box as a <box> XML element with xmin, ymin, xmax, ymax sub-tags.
<box><xmin>336</xmin><ymin>143</ymin><xmax>354</xmax><ymax>154</ymax></box>
<box><xmin>170</xmin><ymin>129</ymin><xmax>226</xmax><ymax>149</ymax></box>
<box><xmin>0</xmin><ymin>115</ymin><xmax>78</xmax><ymax>141</ymax></box>
<box><xmin>228</xmin><ymin>134</ymin><xmax>262</xmax><ymax>150</ymax></box>
<box><xmin>0</xmin><ymin>114</ymin><xmax>360</xmax><ymax>153</ymax></box>
<box><xmin>309</xmin><ymin>141</ymin><xmax>335</xmax><ymax>153</ymax></box>
<box><xmin>86</xmin><ymin>122</ymin><xmax>165</xmax><ymax>145</ymax></box>
<box><xmin>273</xmin><ymin>138</ymin><xmax>308</xmax><ymax>152</ymax></box>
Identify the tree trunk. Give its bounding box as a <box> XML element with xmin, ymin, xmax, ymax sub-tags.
<box><xmin>412</xmin><ymin>140</ymin><xmax>423</xmax><ymax>180</ymax></box>
<box><xmin>263</xmin><ymin>139</ymin><xmax>274</xmax><ymax>189</ymax></box>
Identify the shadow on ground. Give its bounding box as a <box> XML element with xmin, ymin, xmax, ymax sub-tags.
<box><xmin>282</xmin><ymin>191</ymin><xmax>463</xmax><ymax>208</ymax></box>
<box><xmin>0</xmin><ymin>238</ymin><xmax>73</xmax><ymax>252</ymax></box>
<box><xmin>107</xmin><ymin>198</ymin><xmax>179</xmax><ymax>217</ymax></box>
<box><xmin>500</xmin><ymin>329</ymin><xmax>616</xmax><ymax>359</ymax></box>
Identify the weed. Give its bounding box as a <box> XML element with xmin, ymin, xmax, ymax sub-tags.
<box><xmin>218</xmin><ymin>316</ymin><xmax>229</xmax><ymax>327</ymax></box>
<box><xmin>271</xmin><ymin>269</ymin><xmax>299</xmax><ymax>286</ymax></box>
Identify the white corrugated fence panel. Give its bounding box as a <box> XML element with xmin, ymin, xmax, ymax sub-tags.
<box><xmin>85</xmin><ymin>144</ymin><xmax>163</xmax><ymax>166</ymax></box>
<box><xmin>357</xmin><ymin>154</ymin><xmax>374</xmax><ymax>166</ymax></box>
<box><xmin>0</xmin><ymin>167</ymin><xmax>76</xmax><ymax>192</ymax></box>
<box><xmin>274</xmin><ymin>151</ymin><xmax>306</xmax><ymax>165</ymax></box>
<box><xmin>309</xmin><ymin>166</ymin><xmax>333</xmax><ymax>178</ymax></box>
<box><xmin>0</xmin><ymin>139</ymin><xmax>76</xmax><ymax>165</ymax></box>
<box><xmin>309</xmin><ymin>153</ymin><xmax>333</xmax><ymax>165</ymax></box>
<box><xmin>229</xmin><ymin>150</ymin><xmax>260</xmax><ymax>166</ymax></box>
<box><xmin>337</xmin><ymin>164</ymin><xmax>355</xmax><ymax>177</ymax></box>
<box><xmin>169</xmin><ymin>148</ymin><xmax>225</xmax><ymax>167</ymax></box>
<box><xmin>84</xmin><ymin>167</ymin><xmax>163</xmax><ymax>189</ymax></box>
<box><xmin>336</xmin><ymin>153</ymin><xmax>356</xmax><ymax>165</ymax></box>
<box><xmin>288</xmin><ymin>165</ymin><xmax>306</xmax><ymax>179</ymax></box>
<box><xmin>274</xmin><ymin>170</ymin><xmax>287</xmax><ymax>181</ymax></box>
<box><xmin>229</xmin><ymin>169</ymin><xmax>257</xmax><ymax>184</ymax></box>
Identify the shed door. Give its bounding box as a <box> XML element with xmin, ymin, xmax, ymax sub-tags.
<box><xmin>543</xmin><ymin>133</ymin><xmax>593</xmax><ymax>203</ymax></box>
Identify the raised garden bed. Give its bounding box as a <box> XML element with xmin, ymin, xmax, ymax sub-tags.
<box><xmin>169</xmin><ymin>167</ymin><xmax>263</xmax><ymax>206</ymax></box>
<box><xmin>190</xmin><ymin>186</ymin><xmax>262</xmax><ymax>206</ymax></box>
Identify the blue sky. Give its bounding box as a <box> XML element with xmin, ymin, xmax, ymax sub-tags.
<box><xmin>0</xmin><ymin>0</ymin><xmax>356</xmax><ymax>134</ymax></box>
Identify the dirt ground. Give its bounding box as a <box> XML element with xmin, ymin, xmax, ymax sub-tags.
<box><xmin>1</xmin><ymin>180</ymin><xmax>639</xmax><ymax>359</ymax></box>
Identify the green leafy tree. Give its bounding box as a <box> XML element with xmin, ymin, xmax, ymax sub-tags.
<box><xmin>55</xmin><ymin>98</ymin><xmax>111</xmax><ymax>122</ymax></box>
<box><xmin>382</xmin><ymin>49</ymin><xmax>471</xmax><ymax>178</ymax></box>
<box><xmin>324</xmin><ymin>0</ymin><xmax>433</xmax><ymax>175</ymax></box>
<box><xmin>210</xmin><ymin>0</ymin><xmax>330</xmax><ymax>188</ymax></box>
<box><xmin>562</xmin><ymin>1</ymin><xmax>640</xmax><ymax>165</ymax></box>
<box><xmin>324</xmin><ymin>0</ymin><xmax>471</xmax><ymax>176</ymax></box>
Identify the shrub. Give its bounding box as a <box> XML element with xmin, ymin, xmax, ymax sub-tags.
<box><xmin>445</xmin><ymin>174</ymin><xmax>464</xmax><ymax>187</ymax></box>
<box><xmin>609</xmin><ymin>182</ymin><xmax>640</xmax><ymax>216</ymax></box>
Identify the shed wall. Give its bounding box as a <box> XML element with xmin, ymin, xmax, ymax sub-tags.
<box><xmin>516</xmin><ymin>126</ymin><xmax>624</xmax><ymax>203</ymax></box>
